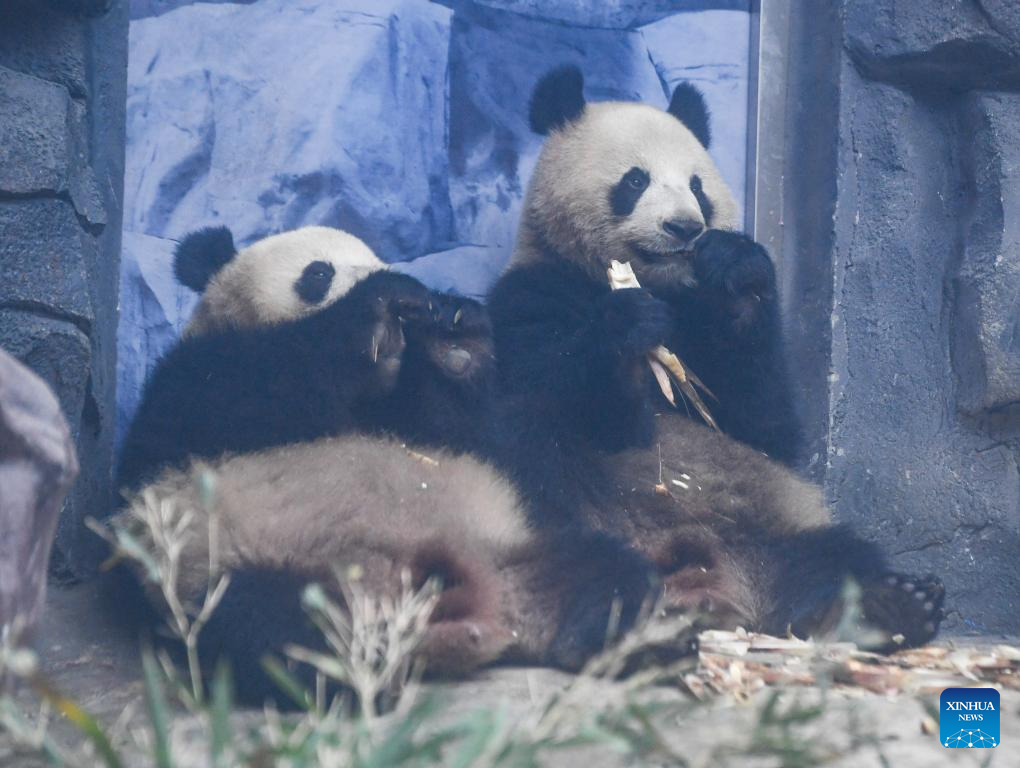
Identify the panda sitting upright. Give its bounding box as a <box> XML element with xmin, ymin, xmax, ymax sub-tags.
<box><xmin>486</xmin><ymin>66</ymin><xmax>945</xmax><ymax>649</ymax></box>
<box><xmin>109</xmin><ymin>225</ymin><xmax>657</xmax><ymax>703</ymax></box>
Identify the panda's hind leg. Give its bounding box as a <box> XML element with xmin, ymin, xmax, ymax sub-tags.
<box><xmin>198</xmin><ymin>566</ymin><xmax>325</xmax><ymax>706</ymax></box>
<box><xmin>410</xmin><ymin>540</ymin><xmax>516</xmax><ymax>675</ymax></box>
<box><xmin>510</xmin><ymin>531</ymin><xmax>662</xmax><ymax>671</ymax></box>
<box><xmin>859</xmin><ymin>572</ymin><xmax>945</xmax><ymax>652</ymax></box>
<box><xmin>761</xmin><ymin>525</ymin><xmax>945</xmax><ymax>650</ymax></box>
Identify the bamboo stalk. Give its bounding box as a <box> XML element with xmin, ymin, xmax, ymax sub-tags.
<box><xmin>606</xmin><ymin>260</ymin><xmax>719</xmax><ymax>431</ymax></box>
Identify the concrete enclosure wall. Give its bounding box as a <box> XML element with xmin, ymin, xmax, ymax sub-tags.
<box><xmin>0</xmin><ymin>0</ymin><xmax>128</xmax><ymax>575</ymax></box>
<box><xmin>778</xmin><ymin>0</ymin><xmax>1020</xmax><ymax>636</ymax></box>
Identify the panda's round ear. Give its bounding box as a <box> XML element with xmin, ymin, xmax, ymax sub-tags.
<box><xmin>529</xmin><ymin>65</ymin><xmax>586</xmax><ymax>136</ymax></box>
<box><xmin>667</xmin><ymin>82</ymin><xmax>711</xmax><ymax>148</ymax></box>
<box><xmin>173</xmin><ymin>226</ymin><xmax>237</xmax><ymax>293</ymax></box>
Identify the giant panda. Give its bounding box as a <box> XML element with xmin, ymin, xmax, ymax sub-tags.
<box><xmin>485</xmin><ymin>66</ymin><xmax>945</xmax><ymax>649</ymax></box>
<box><xmin>109</xmin><ymin>225</ymin><xmax>656</xmax><ymax>703</ymax></box>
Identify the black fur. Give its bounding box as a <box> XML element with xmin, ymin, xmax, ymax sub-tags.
<box><xmin>489</xmin><ymin>238</ymin><xmax>798</xmax><ymax>464</ymax></box>
<box><xmin>173</xmin><ymin>226</ymin><xmax>237</xmax><ymax>292</ymax></box>
<box><xmin>529</xmin><ymin>65</ymin><xmax>586</xmax><ymax>135</ymax></box>
<box><xmin>539</xmin><ymin>531</ymin><xmax>659</xmax><ymax>669</ymax></box>
<box><xmin>667</xmin><ymin>82</ymin><xmax>711</xmax><ymax>148</ymax></box>
<box><xmin>117</xmin><ymin>270</ymin><xmax>438</xmax><ymax>492</ymax></box>
<box><xmin>690</xmin><ymin>174</ymin><xmax>714</xmax><ymax>226</ymax></box>
<box><xmin>294</xmin><ymin>260</ymin><xmax>335</xmax><ymax>304</ymax></box>
<box><xmin>609</xmin><ymin>167</ymin><xmax>650</xmax><ymax>217</ymax></box>
<box><xmin>198</xmin><ymin>567</ymin><xmax>325</xmax><ymax>706</ymax></box>
<box><xmin>357</xmin><ymin>293</ymin><xmax>498</xmax><ymax>454</ymax></box>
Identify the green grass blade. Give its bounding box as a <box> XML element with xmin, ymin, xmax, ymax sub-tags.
<box><xmin>140</xmin><ymin>646</ymin><xmax>173</xmax><ymax>768</ymax></box>
<box><xmin>260</xmin><ymin>656</ymin><xmax>313</xmax><ymax>711</ymax></box>
<box><xmin>31</xmin><ymin>678</ymin><xmax>123</xmax><ymax>768</ymax></box>
<box><xmin>208</xmin><ymin>661</ymin><xmax>234</xmax><ymax>766</ymax></box>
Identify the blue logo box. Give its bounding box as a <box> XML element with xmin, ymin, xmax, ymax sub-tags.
<box><xmin>941</xmin><ymin>688</ymin><xmax>999</xmax><ymax>749</ymax></box>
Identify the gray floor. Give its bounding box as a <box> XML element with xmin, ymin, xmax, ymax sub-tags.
<box><xmin>2</xmin><ymin>582</ymin><xmax>1017</xmax><ymax>766</ymax></box>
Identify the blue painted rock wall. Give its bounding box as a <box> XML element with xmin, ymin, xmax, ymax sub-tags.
<box><xmin>118</xmin><ymin>0</ymin><xmax>751</xmax><ymax>444</ymax></box>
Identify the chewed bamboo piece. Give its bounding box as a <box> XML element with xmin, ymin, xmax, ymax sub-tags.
<box><xmin>606</xmin><ymin>260</ymin><xmax>719</xmax><ymax>431</ymax></box>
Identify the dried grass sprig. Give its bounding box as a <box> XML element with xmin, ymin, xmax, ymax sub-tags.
<box><xmin>284</xmin><ymin>569</ymin><xmax>440</xmax><ymax>723</ymax></box>
<box><xmin>87</xmin><ymin>470</ymin><xmax>231</xmax><ymax>708</ymax></box>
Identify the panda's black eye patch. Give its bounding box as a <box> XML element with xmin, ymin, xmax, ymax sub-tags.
<box><xmin>690</xmin><ymin>174</ymin><xmax>714</xmax><ymax>227</ymax></box>
<box><xmin>610</xmin><ymin>167</ymin><xmax>650</xmax><ymax>216</ymax></box>
<box><xmin>295</xmin><ymin>260</ymin><xmax>335</xmax><ymax>304</ymax></box>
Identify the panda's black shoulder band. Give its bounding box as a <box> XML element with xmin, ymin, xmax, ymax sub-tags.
<box><xmin>173</xmin><ymin>226</ymin><xmax>237</xmax><ymax>293</ymax></box>
<box><xmin>529</xmin><ymin>65</ymin><xmax>586</xmax><ymax>135</ymax></box>
<box><xmin>667</xmin><ymin>82</ymin><xmax>711</xmax><ymax>148</ymax></box>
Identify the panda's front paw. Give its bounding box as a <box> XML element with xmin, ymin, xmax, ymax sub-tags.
<box><xmin>410</xmin><ymin>294</ymin><xmax>495</xmax><ymax>381</ymax></box>
<box><xmin>692</xmin><ymin>230</ymin><xmax>776</xmax><ymax>331</ymax></box>
<box><xmin>341</xmin><ymin>272</ymin><xmax>433</xmax><ymax>385</ymax></box>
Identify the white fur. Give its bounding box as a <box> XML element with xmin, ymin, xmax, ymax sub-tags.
<box><xmin>186</xmin><ymin>226</ymin><xmax>385</xmax><ymax>335</ymax></box>
<box><xmin>116</xmin><ymin>435</ymin><xmax>532</xmax><ymax>607</ymax></box>
<box><xmin>514</xmin><ymin>101</ymin><xmax>739</xmax><ymax>282</ymax></box>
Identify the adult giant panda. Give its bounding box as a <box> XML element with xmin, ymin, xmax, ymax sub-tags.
<box><xmin>486</xmin><ymin>66</ymin><xmax>945</xmax><ymax>649</ymax></box>
<box><xmin>109</xmin><ymin>225</ymin><xmax>656</xmax><ymax>702</ymax></box>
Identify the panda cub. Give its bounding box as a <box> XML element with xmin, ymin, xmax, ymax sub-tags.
<box><xmin>111</xmin><ymin>226</ymin><xmax>656</xmax><ymax>702</ymax></box>
<box><xmin>487</xmin><ymin>66</ymin><xmax>945</xmax><ymax>649</ymax></box>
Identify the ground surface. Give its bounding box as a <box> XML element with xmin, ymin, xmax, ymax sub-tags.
<box><xmin>2</xmin><ymin>582</ymin><xmax>1018</xmax><ymax>766</ymax></box>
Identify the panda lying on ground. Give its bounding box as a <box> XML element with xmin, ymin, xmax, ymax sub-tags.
<box><xmin>109</xmin><ymin>226</ymin><xmax>656</xmax><ymax>703</ymax></box>
<box><xmin>484</xmin><ymin>66</ymin><xmax>945</xmax><ymax>649</ymax></box>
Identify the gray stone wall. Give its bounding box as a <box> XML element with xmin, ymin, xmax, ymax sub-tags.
<box><xmin>0</xmin><ymin>0</ymin><xmax>127</xmax><ymax>576</ymax></box>
<box><xmin>779</xmin><ymin>0</ymin><xmax>1020</xmax><ymax>636</ymax></box>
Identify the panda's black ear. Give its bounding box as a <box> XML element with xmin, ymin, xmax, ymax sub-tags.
<box><xmin>667</xmin><ymin>82</ymin><xmax>711</xmax><ymax>148</ymax></box>
<box><xmin>173</xmin><ymin>226</ymin><xmax>237</xmax><ymax>293</ymax></box>
<box><xmin>529</xmin><ymin>65</ymin><xmax>586</xmax><ymax>136</ymax></box>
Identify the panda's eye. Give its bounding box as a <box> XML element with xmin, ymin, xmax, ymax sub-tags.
<box><xmin>626</xmin><ymin>169</ymin><xmax>649</xmax><ymax>190</ymax></box>
<box><xmin>610</xmin><ymin>167</ymin><xmax>651</xmax><ymax>216</ymax></box>
<box><xmin>295</xmin><ymin>260</ymin><xmax>336</xmax><ymax>304</ymax></box>
<box><xmin>689</xmin><ymin>174</ymin><xmax>714</xmax><ymax>226</ymax></box>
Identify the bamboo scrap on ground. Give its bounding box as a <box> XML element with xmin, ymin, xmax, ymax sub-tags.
<box><xmin>606</xmin><ymin>260</ymin><xmax>719</xmax><ymax>431</ymax></box>
<box><xmin>685</xmin><ymin>628</ymin><xmax>1020</xmax><ymax>700</ymax></box>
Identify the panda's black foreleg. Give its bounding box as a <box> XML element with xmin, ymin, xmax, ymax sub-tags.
<box><xmin>761</xmin><ymin>525</ymin><xmax>944</xmax><ymax>650</ymax></box>
<box><xmin>365</xmin><ymin>293</ymin><xmax>499</xmax><ymax>453</ymax></box>
<box><xmin>197</xmin><ymin>567</ymin><xmax>332</xmax><ymax>708</ymax></box>
<box><xmin>663</xmin><ymin>230</ymin><xmax>802</xmax><ymax>463</ymax></box>
<box><xmin>533</xmin><ymin>530</ymin><xmax>662</xmax><ymax>670</ymax></box>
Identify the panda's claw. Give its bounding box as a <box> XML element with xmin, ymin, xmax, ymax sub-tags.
<box><xmin>859</xmin><ymin>572</ymin><xmax>946</xmax><ymax>652</ymax></box>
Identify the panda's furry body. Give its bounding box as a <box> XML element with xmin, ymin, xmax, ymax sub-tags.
<box><xmin>111</xmin><ymin>227</ymin><xmax>656</xmax><ymax>703</ymax></box>
<box><xmin>117</xmin><ymin>268</ymin><xmax>481</xmax><ymax>492</ymax></box>
<box><xmin>485</xmin><ymin>66</ymin><xmax>944</xmax><ymax>647</ymax></box>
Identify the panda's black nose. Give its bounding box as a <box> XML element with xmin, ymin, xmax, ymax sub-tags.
<box><xmin>662</xmin><ymin>218</ymin><xmax>704</xmax><ymax>246</ymax></box>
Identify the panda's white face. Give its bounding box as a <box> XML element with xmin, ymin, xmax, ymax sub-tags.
<box><xmin>516</xmin><ymin>101</ymin><xmax>738</xmax><ymax>284</ymax></box>
<box><xmin>185</xmin><ymin>226</ymin><xmax>385</xmax><ymax>335</ymax></box>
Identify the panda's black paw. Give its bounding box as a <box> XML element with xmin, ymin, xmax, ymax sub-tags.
<box><xmin>398</xmin><ymin>293</ymin><xmax>496</xmax><ymax>382</ymax></box>
<box><xmin>597</xmin><ymin>288</ymin><xmax>674</xmax><ymax>356</ymax></box>
<box><xmin>859</xmin><ymin>572</ymin><xmax>945</xmax><ymax>652</ymax></box>
<box><xmin>692</xmin><ymin>230</ymin><xmax>776</xmax><ymax>331</ymax></box>
<box><xmin>421</xmin><ymin>294</ymin><xmax>492</xmax><ymax>340</ymax></box>
<box><xmin>340</xmin><ymin>272</ymin><xmax>433</xmax><ymax>384</ymax></box>
<box><xmin>343</xmin><ymin>270</ymin><xmax>434</xmax><ymax>326</ymax></box>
